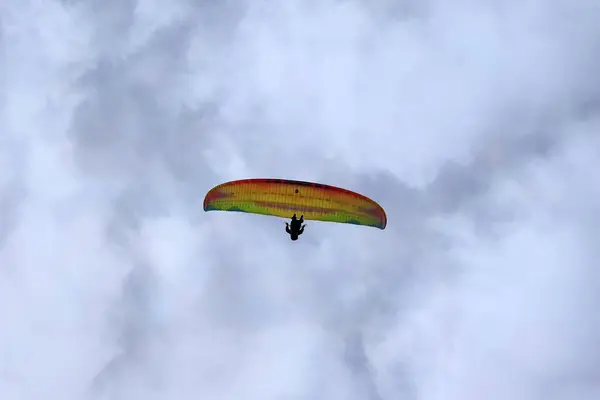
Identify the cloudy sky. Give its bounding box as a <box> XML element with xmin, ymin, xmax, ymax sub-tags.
<box><xmin>1</xmin><ymin>0</ymin><xmax>600</xmax><ymax>399</ymax></box>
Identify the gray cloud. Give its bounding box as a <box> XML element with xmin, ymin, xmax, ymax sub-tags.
<box><xmin>1</xmin><ymin>0</ymin><xmax>599</xmax><ymax>399</ymax></box>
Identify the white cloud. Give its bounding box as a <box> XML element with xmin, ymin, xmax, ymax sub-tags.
<box><xmin>1</xmin><ymin>0</ymin><xmax>599</xmax><ymax>399</ymax></box>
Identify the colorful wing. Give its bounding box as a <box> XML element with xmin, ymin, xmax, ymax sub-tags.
<box><xmin>203</xmin><ymin>178</ymin><xmax>387</xmax><ymax>229</ymax></box>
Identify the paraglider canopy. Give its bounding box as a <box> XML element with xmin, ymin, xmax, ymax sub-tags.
<box><xmin>203</xmin><ymin>178</ymin><xmax>386</xmax><ymax>229</ymax></box>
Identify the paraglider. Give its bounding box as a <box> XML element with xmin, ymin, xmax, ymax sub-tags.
<box><xmin>285</xmin><ymin>214</ymin><xmax>306</xmax><ymax>241</ymax></box>
<box><xmin>203</xmin><ymin>178</ymin><xmax>386</xmax><ymax>241</ymax></box>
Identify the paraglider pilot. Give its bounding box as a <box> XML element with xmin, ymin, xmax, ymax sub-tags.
<box><xmin>286</xmin><ymin>214</ymin><xmax>305</xmax><ymax>241</ymax></box>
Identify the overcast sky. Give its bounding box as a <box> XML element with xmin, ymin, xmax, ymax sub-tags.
<box><xmin>1</xmin><ymin>0</ymin><xmax>600</xmax><ymax>399</ymax></box>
